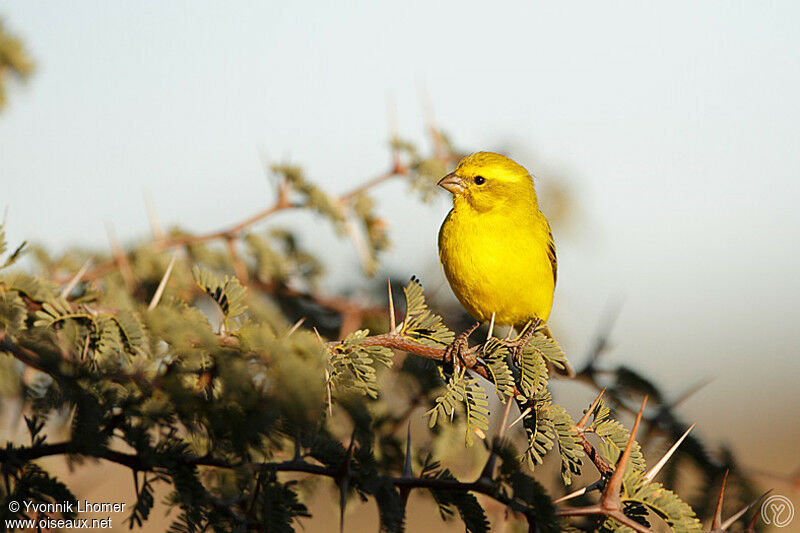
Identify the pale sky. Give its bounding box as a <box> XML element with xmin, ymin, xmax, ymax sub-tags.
<box><xmin>2</xmin><ymin>1</ymin><xmax>799</xmax><ymax>471</ymax></box>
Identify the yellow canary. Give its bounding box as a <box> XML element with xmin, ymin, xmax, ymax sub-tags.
<box><xmin>438</xmin><ymin>152</ymin><xmax>557</xmax><ymax>329</ymax></box>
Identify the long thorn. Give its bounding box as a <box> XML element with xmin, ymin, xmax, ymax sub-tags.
<box><xmin>720</xmin><ymin>489</ymin><xmax>771</xmax><ymax>530</ymax></box>
<box><xmin>497</xmin><ymin>394</ymin><xmax>514</xmax><ymax>440</ymax></box>
<box><xmin>555</xmin><ymin>504</ymin><xmax>602</xmax><ymax>518</ymax></box>
<box><xmin>318</xmin><ymin>327</ymin><xmax>332</xmax><ymax>416</ymax></box>
<box><xmin>147</xmin><ymin>251</ymin><xmax>177</xmax><ymax>311</ymax></box>
<box><xmin>711</xmin><ymin>469</ymin><xmax>729</xmax><ymax>530</ymax></box>
<box><xmin>324</xmin><ymin>369</ymin><xmax>333</xmax><ymax>417</ymax></box>
<box><xmin>743</xmin><ymin>492</ymin><xmax>771</xmax><ymax>533</ymax></box>
<box><xmin>388</xmin><ymin>278</ymin><xmax>396</xmax><ymax>332</ymax></box>
<box><xmin>59</xmin><ymin>259</ymin><xmax>92</xmax><ymax>299</ymax></box>
<box><xmin>554</xmin><ymin>484</ymin><xmax>590</xmax><ymax>504</ymax></box>
<box><xmin>553</xmin><ymin>481</ymin><xmax>601</xmax><ymax>503</ymax></box>
<box><xmin>286</xmin><ymin>317</ymin><xmax>306</xmax><ymax>337</ymax></box>
<box><xmin>313</xmin><ymin>327</ymin><xmax>324</xmax><ymax>345</ymax></box>
<box><xmin>487</xmin><ymin>312</ymin><xmax>496</xmax><ymax>341</ymax></box>
<box><xmin>644</xmin><ymin>422</ymin><xmax>696</xmax><ymax>482</ymax></box>
<box><xmin>603</xmin><ymin>396</ymin><xmax>647</xmax><ymax>509</ymax></box>
<box><xmin>143</xmin><ymin>189</ymin><xmax>165</xmax><ymax>241</ymax></box>
<box><xmin>508</xmin><ymin>406</ymin><xmax>532</xmax><ymax>430</ymax></box>
<box><xmin>576</xmin><ymin>388</ymin><xmax>606</xmax><ymax>430</ymax></box>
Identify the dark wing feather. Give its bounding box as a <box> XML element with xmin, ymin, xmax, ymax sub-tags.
<box><xmin>546</xmin><ymin>223</ymin><xmax>557</xmax><ymax>286</ymax></box>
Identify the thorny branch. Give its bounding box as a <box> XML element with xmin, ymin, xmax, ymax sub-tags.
<box><xmin>1</xmin><ymin>135</ymin><xmax>752</xmax><ymax>530</ymax></box>
<box><xmin>79</xmin><ymin>161</ymin><xmax>409</xmax><ymax>282</ymax></box>
<box><xmin>0</xmin><ymin>316</ymin><xmax>639</xmax><ymax>530</ymax></box>
<box><xmin>50</xmin><ymin>156</ymin><xmax>416</xmax><ymax>337</ymax></box>
<box><xmin>326</xmin><ymin>330</ymin><xmax>619</xmax><ymax>477</ymax></box>
<box><xmin>0</xmin><ymin>437</ymin><xmax>542</xmax><ymax>528</ymax></box>
<box><xmin>1</xmin><ymin>300</ymin><xmax>759</xmax><ymax>532</ymax></box>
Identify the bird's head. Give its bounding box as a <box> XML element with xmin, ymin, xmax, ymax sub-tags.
<box><xmin>438</xmin><ymin>152</ymin><xmax>537</xmax><ymax>212</ymax></box>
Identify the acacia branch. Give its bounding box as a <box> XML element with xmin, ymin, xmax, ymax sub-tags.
<box><xmin>338</xmin><ymin>164</ymin><xmax>406</xmax><ymax>202</ymax></box>
<box><xmin>63</xmin><ymin>161</ymin><xmax>412</xmax><ymax>324</ymax></box>
<box><xmin>154</xmin><ymin>194</ymin><xmax>297</xmax><ymax>250</ymax></box>
<box><xmin>329</xmin><ymin>331</ymin><xmax>617</xmax><ymax>479</ymax></box>
<box><xmin>0</xmin><ymin>439</ymin><xmax>539</xmax><ymax>528</ymax></box>
<box><xmin>79</xmin><ymin>162</ymin><xmax>408</xmax><ymax>283</ymax></box>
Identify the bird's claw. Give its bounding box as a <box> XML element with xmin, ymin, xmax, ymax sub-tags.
<box><xmin>444</xmin><ymin>322</ymin><xmax>480</xmax><ymax>372</ymax></box>
<box><xmin>497</xmin><ymin>319</ymin><xmax>540</xmax><ymax>362</ymax></box>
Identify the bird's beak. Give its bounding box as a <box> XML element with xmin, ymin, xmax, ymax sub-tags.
<box><xmin>438</xmin><ymin>172</ymin><xmax>465</xmax><ymax>195</ymax></box>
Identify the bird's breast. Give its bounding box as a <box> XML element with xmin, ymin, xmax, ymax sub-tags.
<box><xmin>439</xmin><ymin>206</ymin><xmax>555</xmax><ymax>325</ymax></box>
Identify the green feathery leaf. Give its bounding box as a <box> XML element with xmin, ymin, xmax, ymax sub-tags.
<box><xmin>625</xmin><ymin>472</ymin><xmax>702</xmax><ymax>532</ymax></box>
<box><xmin>193</xmin><ymin>266</ymin><xmax>248</xmax><ymax>328</ymax></box>
<box><xmin>518</xmin><ymin>344</ymin><xmax>549</xmax><ymax>398</ymax></box>
<box><xmin>481</xmin><ymin>340</ymin><xmax>515</xmax><ymax>399</ymax></box>
<box><xmin>400</xmin><ymin>278</ymin><xmax>454</xmax><ymax>346</ymax></box>
<box><xmin>328</xmin><ymin>329</ymin><xmax>392</xmax><ymax>399</ymax></box>
<box><xmin>529</xmin><ymin>332</ymin><xmax>569</xmax><ymax>373</ymax></box>
<box><xmin>549</xmin><ymin>404</ymin><xmax>584</xmax><ymax>485</ymax></box>
<box><xmin>426</xmin><ymin>370</ymin><xmax>490</xmax><ymax>446</ymax></box>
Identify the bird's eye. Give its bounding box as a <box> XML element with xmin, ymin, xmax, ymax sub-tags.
<box><xmin>473</xmin><ymin>176</ymin><xmax>486</xmax><ymax>185</ymax></box>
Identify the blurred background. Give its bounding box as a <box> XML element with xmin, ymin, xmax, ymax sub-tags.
<box><xmin>1</xmin><ymin>1</ymin><xmax>799</xmax><ymax>530</ymax></box>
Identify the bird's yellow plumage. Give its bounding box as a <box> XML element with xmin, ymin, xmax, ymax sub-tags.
<box><xmin>438</xmin><ymin>152</ymin><xmax>557</xmax><ymax>328</ymax></box>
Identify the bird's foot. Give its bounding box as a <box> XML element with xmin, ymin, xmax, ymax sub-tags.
<box><xmin>444</xmin><ymin>322</ymin><xmax>481</xmax><ymax>372</ymax></box>
<box><xmin>496</xmin><ymin>319</ymin><xmax>541</xmax><ymax>362</ymax></box>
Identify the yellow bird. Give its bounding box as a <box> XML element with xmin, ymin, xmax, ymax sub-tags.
<box><xmin>437</xmin><ymin>151</ymin><xmax>557</xmax><ymax>350</ymax></box>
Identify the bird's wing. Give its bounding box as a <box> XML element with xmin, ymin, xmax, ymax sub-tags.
<box><xmin>546</xmin><ymin>220</ymin><xmax>557</xmax><ymax>286</ymax></box>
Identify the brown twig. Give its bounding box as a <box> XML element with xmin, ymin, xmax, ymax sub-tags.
<box><xmin>72</xmin><ymin>159</ymin><xmax>416</xmax><ymax>324</ymax></box>
<box><xmin>558</xmin><ymin>397</ymin><xmax>654</xmax><ymax>533</ymax></box>
<box><xmin>330</xmin><ymin>329</ymin><xmax>622</xmax><ymax>482</ymax></box>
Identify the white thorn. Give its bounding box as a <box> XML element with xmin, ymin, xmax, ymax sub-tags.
<box><xmin>313</xmin><ymin>327</ymin><xmax>325</xmax><ymax>345</ymax></box>
<box><xmin>60</xmin><ymin>258</ymin><xmax>92</xmax><ymax>299</ymax></box>
<box><xmin>324</xmin><ymin>369</ymin><xmax>333</xmax><ymax>417</ymax></box>
<box><xmin>496</xmin><ymin>394</ymin><xmax>514</xmax><ymax>440</ymax></box>
<box><xmin>147</xmin><ymin>251</ymin><xmax>178</xmax><ymax>311</ymax></box>
<box><xmin>644</xmin><ymin>423</ymin><xmax>696</xmax><ymax>483</ymax></box>
<box><xmin>486</xmin><ymin>312</ymin><xmax>496</xmax><ymax>342</ymax></box>
<box><xmin>144</xmin><ymin>189</ymin><xmax>165</xmax><ymax>241</ymax></box>
<box><xmin>720</xmin><ymin>490</ymin><xmax>771</xmax><ymax>530</ymax></box>
<box><xmin>286</xmin><ymin>317</ymin><xmax>306</xmax><ymax>337</ymax></box>
<box><xmin>554</xmin><ymin>486</ymin><xmax>588</xmax><ymax>504</ymax></box>
<box><xmin>508</xmin><ymin>406</ymin><xmax>532</xmax><ymax>430</ymax></box>
<box><xmin>387</xmin><ymin>278</ymin><xmax>396</xmax><ymax>333</ymax></box>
